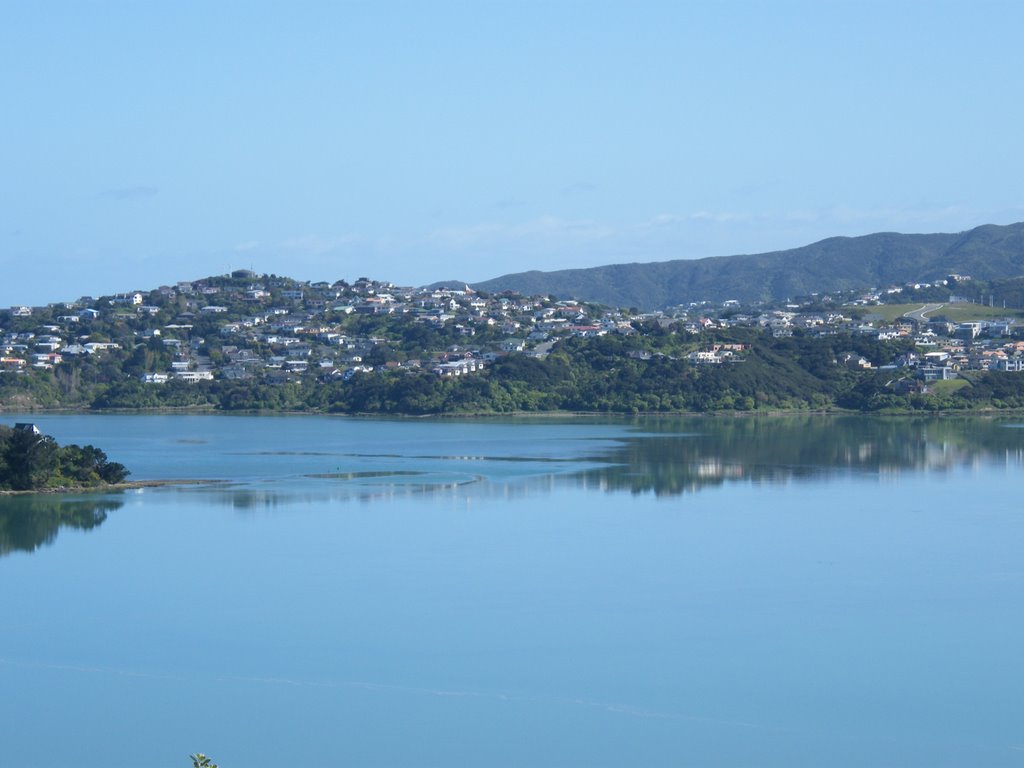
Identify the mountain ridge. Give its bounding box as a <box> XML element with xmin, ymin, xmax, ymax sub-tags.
<box><xmin>469</xmin><ymin>222</ymin><xmax>1024</xmax><ymax>309</ymax></box>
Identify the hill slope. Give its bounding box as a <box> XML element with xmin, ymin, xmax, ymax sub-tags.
<box><xmin>471</xmin><ymin>222</ymin><xmax>1024</xmax><ymax>309</ymax></box>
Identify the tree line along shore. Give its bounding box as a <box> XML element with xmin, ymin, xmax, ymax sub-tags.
<box><xmin>0</xmin><ymin>423</ymin><xmax>128</xmax><ymax>492</ymax></box>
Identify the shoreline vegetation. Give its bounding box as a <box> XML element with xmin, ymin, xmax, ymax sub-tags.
<box><xmin>5</xmin><ymin>404</ymin><xmax>1024</xmax><ymax>419</ymax></box>
<box><xmin>0</xmin><ymin>423</ymin><xmax>130</xmax><ymax>493</ymax></box>
<box><xmin>0</xmin><ymin>479</ymin><xmax>220</xmax><ymax>496</ymax></box>
<box><xmin>0</xmin><ymin>422</ymin><xmax>225</xmax><ymax>494</ymax></box>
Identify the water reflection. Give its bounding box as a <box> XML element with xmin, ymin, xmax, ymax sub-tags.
<box><xmin>576</xmin><ymin>415</ymin><xmax>1024</xmax><ymax>496</ymax></box>
<box><xmin>200</xmin><ymin>415</ymin><xmax>1024</xmax><ymax>507</ymax></box>
<box><xmin>0</xmin><ymin>496</ymin><xmax>122</xmax><ymax>557</ymax></box>
<box><xmin>5</xmin><ymin>416</ymin><xmax>1022</xmax><ymax>555</ymax></box>
<box><xmin>205</xmin><ymin>472</ymin><xmax>493</xmax><ymax>510</ymax></box>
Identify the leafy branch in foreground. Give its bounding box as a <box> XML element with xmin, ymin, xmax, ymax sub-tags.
<box><xmin>191</xmin><ymin>754</ymin><xmax>218</xmax><ymax>768</ymax></box>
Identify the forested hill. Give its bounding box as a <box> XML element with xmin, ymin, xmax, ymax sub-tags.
<box><xmin>471</xmin><ymin>222</ymin><xmax>1024</xmax><ymax>310</ymax></box>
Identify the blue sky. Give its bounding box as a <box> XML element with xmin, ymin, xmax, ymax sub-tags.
<box><xmin>3</xmin><ymin>0</ymin><xmax>1023</xmax><ymax>306</ymax></box>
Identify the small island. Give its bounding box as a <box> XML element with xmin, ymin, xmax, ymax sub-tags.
<box><xmin>0</xmin><ymin>423</ymin><xmax>129</xmax><ymax>492</ymax></box>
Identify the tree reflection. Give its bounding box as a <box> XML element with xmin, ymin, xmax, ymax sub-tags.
<box><xmin>574</xmin><ymin>416</ymin><xmax>1024</xmax><ymax>496</ymax></box>
<box><xmin>0</xmin><ymin>495</ymin><xmax>122</xmax><ymax>557</ymax></box>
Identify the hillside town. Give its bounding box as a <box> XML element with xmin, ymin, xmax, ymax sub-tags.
<box><xmin>4</xmin><ymin>272</ymin><xmax>632</xmax><ymax>383</ymax></box>
<box><xmin>2</xmin><ymin>270</ymin><xmax>1023</xmax><ymax>395</ymax></box>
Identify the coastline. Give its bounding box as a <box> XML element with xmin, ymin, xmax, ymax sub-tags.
<box><xmin>0</xmin><ymin>479</ymin><xmax>223</xmax><ymax>496</ymax></box>
<box><xmin>3</xmin><ymin>404</ymin><xmax>1024</xmax><ymax>419</ymax></box>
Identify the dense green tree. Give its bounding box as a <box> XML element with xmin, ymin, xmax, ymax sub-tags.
<box><xmin>0</xmin><ymin>426</ymin><xmax>129</xmax><ymax>490</ymax></box>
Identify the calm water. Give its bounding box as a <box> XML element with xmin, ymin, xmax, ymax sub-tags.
<box><xmin>1</xmin><ymin>414</ymin><xmax>1023</xmax><ymax>767</ymax></box>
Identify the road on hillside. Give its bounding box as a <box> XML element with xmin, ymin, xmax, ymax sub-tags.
<box><xmin>532</xmin><ymin>339</ymin><xmax>558</xmax><ymax>358</ymax></box>
<box><xmin>904</xmin><ymin>303</ymin><xmax>944</xmax><ymax>322</ymax></box>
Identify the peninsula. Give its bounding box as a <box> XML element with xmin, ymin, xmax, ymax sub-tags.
<box><xmin>0</xmin><ymin>423</ymin><xmax>129</xmax><ymax>492</ymax></box>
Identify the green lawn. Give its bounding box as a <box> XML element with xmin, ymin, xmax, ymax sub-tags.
<box><xmin>935</xmin><ymin>303</ymin><xmax>1024</xmax><ymax>322</ymax></box>
<box><xmin>862</xmin><ymin>304</ymin><xmax>928</xmax><ymax>322</ymax></box>
<box><xmin>865</xmin><ymin>302</ymin><xmax>1024</xmax><ymax>324</ymax></box>
<box><xmin>928</xmin><ymin>379</ymin><xmax>969</xmax><ymax>396</ymax></box>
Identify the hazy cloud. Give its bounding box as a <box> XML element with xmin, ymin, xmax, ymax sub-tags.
<box><xmin>728</xmin><ymin>179</ymin><xmax>782</xmax><ymax>197</ymax></box>
<box><xmin>685</xmin><ymin>211</ymin><xmax>752</xmax><ymax>224</ymax></box>
<box><xmin>100</xmin><ymin>185</ymin><xmax>159</xmax><ymax>201</ymax></box>
<box><xmin>563</xmin><ymin>181</ymin><xmax>598</xmax><ymax>195</ymax></box>
<box><xmin>637</xmin><ymin>205</ymin><xmax>978</xmax><ymax>232</ymax></box>
<box><xmin>824</xmin><ymin>204</ymin><xmax>971</xmax><ymax>227</ymax></box>
<box><xmin>635</xmin><ymin>211</ymin><xmax>756</xmax><ymax>232</ymax></box>
<box><xmin>280</xmin><ymin>234</ymin><xmax>360</xmax><ymax>255</ymax></box>
<box><xmin>430</xmin><ymin>205</ymin><xmax>985</xmax><ymax>262</ymax></box>
<box><xmin>492</xmin><ymin>198</ymin><xmax>528</xmax><ymax>209</ymax></box>
<box><xmin>430</xmin><ymin>216</ymin><xmax>615</xmax><ymax>248</ymax></box>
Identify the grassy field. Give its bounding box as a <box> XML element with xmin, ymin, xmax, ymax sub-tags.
<box><xmin>862</xmin><ymin>304</ymin><xmax>928</xmax><ymax>322</ymax></box>
<box><xmin>864</xmin><ymin>302</ymin><xmax>1024</xmax><ymax>323</ymax></box>
<box><xmin>928</xmin><ymin>379</ymin><xmax>970</xmax><ymax>396</ymax></box>
<box><xmin>936</xmin><ymin>303</ymin><xmax>1024</xmax><ymax>322</ymax></box>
